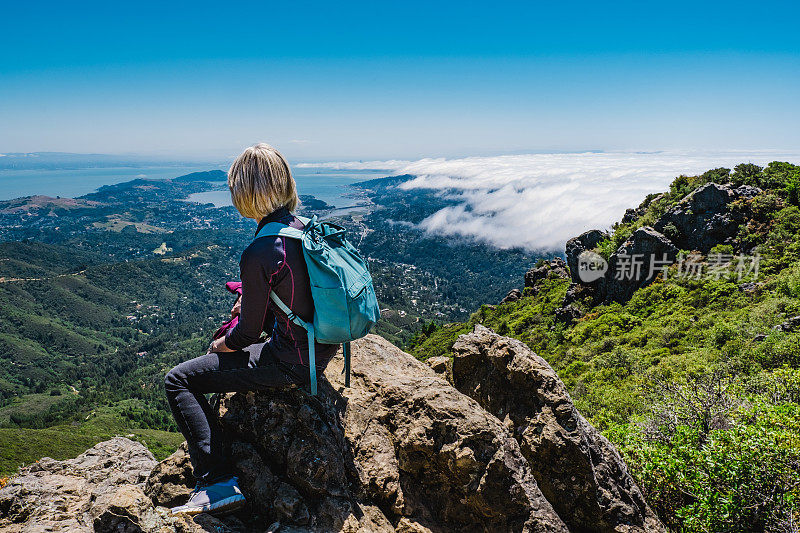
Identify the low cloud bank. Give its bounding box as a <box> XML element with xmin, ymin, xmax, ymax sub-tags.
<box><xmin>296</xmin><ymin>160</ymin><xmax>411</xmax><ymax>171</ymax></box>
<box><xmin>399</xmin><ymin>152</ymin><xmax>800</xmax><ymax>251</ymax></box>
<box><xmin>314</xmin><ymin>152</ymin><xmax>800</xmax><ymax>251</ymax></box>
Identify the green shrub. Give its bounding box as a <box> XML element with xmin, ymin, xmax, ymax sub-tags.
<box><xmin>750</xmin><ymin>191</ymin><xmax>783</xmax><ymax>221</ymax></box>
<box><xmin>753</xmin><ymin>332</ymin><xmax>800</xmax><ymax>369</ymax></box>
<box><xmin>708</xmin><ymin>243</ymin><xmax>734</xmax><ymax>256</ymax></box>
<box><xmin>670</xmin><ymin>174</ymin><xmax>695</xmax><ymax>198</ymax></box>
<box><xmin>709</xmin><ymin>321</ymin><xmax>738</xmax><ymax>348</ymax></box>
<box><xmin>617</xmin><ymin>401</ymin><xmax>800</xmax><ymax>532</ymax></box>
<box><xmin>763</xmin><ymin>161</ymin><xmax>800</xmax><ymax>191</ymax></box>
<box><xmin>776</xmin><ymin>264</ymin><xmax>800</xmax><ymax>299</ymax></box>
<box><xmin>786</xmin><ymin>173</ymin><xmax>800</xmax><ymax>207</ymax></box>
<box><xmin>596</xmin><ymin>225</ymin><xmax>631</xmax><ymax>259</ymax></box>
<box><xmin>699</xmin><ymin>167</ymin><xmax>731</xmax><ymax>186</ymax></box>
<box><xmin>731</xmin><ymin>163</ymin><xmax>764</xmax><ymax>187</ymax></box>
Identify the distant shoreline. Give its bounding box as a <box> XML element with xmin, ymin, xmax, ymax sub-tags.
<box><xmin>0</xmin><ymin>166</ymin><xmax>389</xmax><ymax>205</ymax></box>
<box><xmin>0</xmin><ymin>165</ymin><xmax>217</xmax><ymax>202</ymax></box>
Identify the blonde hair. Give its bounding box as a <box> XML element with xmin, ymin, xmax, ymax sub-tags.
<box><xmin>228</xmin><ymin>143</ymin><xmax>299</xmax><ymax>220</ymax></box>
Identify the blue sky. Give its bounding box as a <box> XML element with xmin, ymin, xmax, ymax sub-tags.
<box><xmin>1</xmin><ymin>1</ymin><xmax>798</xmax><ymax>160</ymax></box>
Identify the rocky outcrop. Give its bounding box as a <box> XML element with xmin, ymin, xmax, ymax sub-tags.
<box><xmin>519</xmin><ymin>257</ymin><xmax>588</xmax><ymax>324</ymax></box>
<box><xmin>501</xmin><ymin>288</ymin><xmax>523</xmax><ymax>304</ymax></box>
<box><xmin>773</xmin><ymin>315</ymin><xmax>800</xmax><ymax>333</ymax></box>
<box><xmin>451</xmin><ymin>325</ymin><xmax>665</xmax><ymax>533</ymax></box>
<box><xmin>424</xmin><ymin>355</ymin><xmax>450</xmax><ymax>374</ymax></box>
<box><xmin>653</xmin><ymin>182</ymin><xmax>757</xmax><ymax>253</ymax></box>
<box><xmin>144</xmin><ymin>442</ymin><xmax>195</xmax><ymax>508</ymax></box>
<box><xmin>1</xmin><ymin>338</ymin><xmax>575</xmax><ymax>532</ymax></box>
<box><xmin>524</xmin><ymin>258</ymin><xmax>570</xmax><ymax>289</ymax></box>
<box><xmin>0</xmin><ymin>437</ymin><xmax>231</xmax><ymax>532</ymax></box>
<box><xmin>560</xmin><ymin>182</ymin><xmax>765</xmax><ymax>308</ymax></box>
<box><xmin>554</xmin><ymin>303</ymin><xmax>583</xmax><ymax>325</ymax></box>
<box><xmin>562</xmin><ymin>226</ymin><xmax>678</xmax><ymax>307</ymax></box>
<box><xmin>562</xmin><ymin>281</ymin><xmax>600</xmax><ymax>308</ymax></box>
<box><xmin>601</xmin><ymin>226</ymin><xmax>678</xmax><ymax>304</ymax></box>
<box><xmin>200</xmin><ymin>335</ymin><xmax>569</xmax><ymax>532</ymax></box>
<box><xmin>0</xmin><ymin>334</ymin><xmax>664</xmax><ymax>532</ymax></box>
<box><xmin>565</xmin><ymin>230</ymin><xmax>607</xmax><ymax>284</ymax></box>
<box><xmin>621</xmin><ymin>208</ymin><xmax>643</xmax><ymax>224</ymax></box>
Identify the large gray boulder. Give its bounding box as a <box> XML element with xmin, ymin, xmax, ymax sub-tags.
<box><xmin>0</xmin><ymin>437</ymin><xmax>231</xmax><ymax>532</ymax></box>
<box><xmin>451</xmin><ymin>325</ymin><xmax>666</xmax><ymax>533</ymax></box>
<box><xmin>653</xmin><ymin>182</ymin><xmax>755</xmax><ymax>253</ymax></box>
<box><xmin>565</xmin><ymin>230</ymin><xmax>608</xmax><ymax>284</ymax></box>
<box><xmin>601</xmin><ymin>226</ymin><xmax>678</xmax><ymax>304</ymax></box>
<box><xmin>193</xmin><ymin>335</ymin><xmax>568</xmax><ymax>532</ymax></box>
<box><xmin>501</xmin><ymin>288</ymin><xmax>523</xmax><ymax>304</ymax></box>
<box><xmin>524</xmin><ymin>258</ymin><xmax>570</xmax><ymax>289</ymax></box>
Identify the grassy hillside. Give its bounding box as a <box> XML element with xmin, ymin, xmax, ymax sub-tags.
<box><xmin>0</xmin><ymin>401</ymin><xmax>184</xmax><ymax>476</ymax></box>
<box><xmin>0</xmin><ymin>239</ymin><xmax>234</xmax><ymax>472</ymax></box>
<box><xmin>410</xmin><ymin>162</ymin><xmax>800</xmax><ymax>532</ymax></box>
<box><xmin>0</xmin><ymin>242</ymin><xmax>235</xmax><ymax>401</ymax></box>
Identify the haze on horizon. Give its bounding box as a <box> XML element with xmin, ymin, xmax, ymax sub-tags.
<box><xmin>1</xmin><ymin>1</ymin><xmax>799</xmax><ymax>161</ymax></box>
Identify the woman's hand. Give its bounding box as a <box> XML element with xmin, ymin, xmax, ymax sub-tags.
<box><xmin>208</xmin><ymin>337</ymin><xmax>235</xmax><ymax>354</ymax></box>
<box><xmin>231</xmin><ymin>295</ymin><xmax>241</xmax><ymax>318</ymax></box>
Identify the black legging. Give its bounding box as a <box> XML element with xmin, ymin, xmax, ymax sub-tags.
<box><xmin>164</xmin><ymin>344</ymin><xmax>308</xmax><ymax>483</ymax></box>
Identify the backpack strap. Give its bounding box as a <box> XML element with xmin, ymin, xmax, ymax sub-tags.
<box><xmin>255</xmin><ymin>222</ymin><xmax>305</xmax><ymax>241</ymax></box>
<box><xmin>268</xmin><ymin>291</ymin><xmax>317</xmax><ymax>395</ymax></box>
<box><xmin>254</xmin><ymin>215</ymin><xmax>314</xmax><ymax>241</ymax></box>
<box><xmin>342</xmin><ymin>342</ymin><xmax>351</xmax><ymax>387</ymax></box>
<box><xmin>256</xmin><ymin>214</ymin><xmax>320</xmax><ymax>395</ymax></box>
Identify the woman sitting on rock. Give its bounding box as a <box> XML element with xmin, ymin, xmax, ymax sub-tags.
<box><xmin>164</xmin><ymin>143</ymin><xmax>339</xmax><ymax>515</ymax></box>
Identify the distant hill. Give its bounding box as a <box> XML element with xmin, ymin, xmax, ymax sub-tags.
<box><xmin>351</xmin><ymin>173</ymin><xmax>415</xmax><ymax>188</ymax></box>
<box><xmin>0</xmin><ymin>152</ymin><xmax>209</xmax><ymax>171</ymax></box>
<box><xmin>172</xmin><ymin>169</ymin><xmax>227</xmax><ymax>182</ymax></box>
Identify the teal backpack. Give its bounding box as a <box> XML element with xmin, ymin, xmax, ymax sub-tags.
<box><xmin>254</xmin><ymin>214</ymin><xmax>380</xmax><ymax>395</ymax></box>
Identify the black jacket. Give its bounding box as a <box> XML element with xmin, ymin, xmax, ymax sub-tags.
<box><xmin>224</xmin><ymin>206</ymin><xmax>338</xmax><ymax>369</ymax></box>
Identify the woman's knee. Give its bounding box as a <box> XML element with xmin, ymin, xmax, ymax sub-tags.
<box><xmin>164</xmin><ymin>363</ymin><xmax>187</xmax><ymax>392</ymax></box>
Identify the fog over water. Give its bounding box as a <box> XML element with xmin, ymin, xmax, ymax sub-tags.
<box><xmin>312</xmin><ymin>151</ymin><xmax>800</xmax><ymax>251</ymax></box>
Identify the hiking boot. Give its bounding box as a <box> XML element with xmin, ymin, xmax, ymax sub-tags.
<box><xmin>170</xmin><ymin>475</ymin><xmax>246</xmax><ymax>516</ymax></box>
